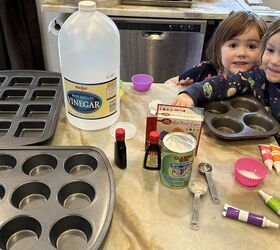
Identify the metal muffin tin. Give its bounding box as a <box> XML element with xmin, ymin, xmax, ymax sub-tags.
<box><xmin>203</xmin><ymin>95</ymin><xmax>280</xmax><ymax>140</ymax></box>
<box><xmin>0</xmin><ymin>70</ymin><xmax>63</xmax><ymax>145</ymax></box>
<box><xmin>0</xmin><ymin>146</ymin><xmax>115</xmax><ymax>250</ymax></box>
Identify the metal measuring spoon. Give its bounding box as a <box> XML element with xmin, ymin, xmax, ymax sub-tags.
<box><xmin>188</xmin><ymin>179</ymin><xmax>208</xmax><ymax>230</ymax></box>
<box><xmin>198</xmin><ymin>162</ymin><xmax>221</xmax><ymax>204</ymax></box>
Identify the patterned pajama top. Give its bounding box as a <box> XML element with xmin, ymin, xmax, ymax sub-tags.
<box><xmin>181</xmin><ymin>66</ymin><xmax>280</xmax><ymax>144</ymax></box>
<box><xmin>179</xmin><ymin>61</ymin><xmax>218</xmax><ymax>82</ymax></box>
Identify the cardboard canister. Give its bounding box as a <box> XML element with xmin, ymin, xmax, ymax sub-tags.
<box><xmin>160</xmin><ymin>132</ymin><xmax>197</xmax><ymax>189</ymax></box>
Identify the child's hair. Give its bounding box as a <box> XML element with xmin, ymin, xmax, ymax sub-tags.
<box><xmin>260</xmin><ymin>17</ymin><xmax>280</xmax><ymax>58</ymax></box>
<box><xmin>206</xmin><ymin>11</ymin><xmax>267</xmax><ymax>72</ymax></box>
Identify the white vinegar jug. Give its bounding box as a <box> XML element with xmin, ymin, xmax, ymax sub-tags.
<box><xmin>58</xmin><ymin>1</ymin><xmax>120</xmax><ymax>130</ymax></box>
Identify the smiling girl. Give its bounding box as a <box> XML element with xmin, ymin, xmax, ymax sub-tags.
<box><xmin>165</xmin><ymin>11</ymin><xmax>266</xmax><ymax>85</ymax></box>
<box><xmin>172</xmin><ymin>17</ymin><xmax>280</xmax><ymax>143</ymax></box>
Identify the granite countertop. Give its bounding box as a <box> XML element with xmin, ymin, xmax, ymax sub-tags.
<box><xmin>51</xmin><ymin>82</ymin><xmax>280</xmax><ymax>250</ymax></box>
<box><xmin>41</xmin><ymin>0</ymin><xmax>280</xmax><ymax>21</ymax></box>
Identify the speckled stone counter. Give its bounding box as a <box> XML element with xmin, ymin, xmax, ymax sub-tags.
<box><xmin>51</xmin><ymin>83</ymin><xmax>280</xmax><ymax>250</ymax></box>
<box><xmin>41</xmin><ymin>0</ymin><xmax>247</xmax><ymax>19</ymax></box>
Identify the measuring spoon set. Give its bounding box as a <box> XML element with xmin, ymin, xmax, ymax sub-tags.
<box><xmin>188</xmin><ymin>162</ymin><xmax>221</xmax><ymax>230</ymax></box>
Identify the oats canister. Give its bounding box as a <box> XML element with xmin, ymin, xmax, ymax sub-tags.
<box><xmin>160</xmin><ymin>132</ymin><xmax>197</xmax><ymax>189</ymax></box>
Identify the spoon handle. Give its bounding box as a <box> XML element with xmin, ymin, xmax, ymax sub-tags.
<box><xmin>190</xmin><ymin>193</ymin><xmax>200</xmax><ymax>230</ymax></box>
<box><xmin>205</xmin><ymin>172</ymin><xmax>221</xmax><ymax>204</ymax></box>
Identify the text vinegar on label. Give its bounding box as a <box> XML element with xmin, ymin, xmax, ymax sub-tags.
<box><xmin>58</xmin><ymin>1</ymin><xmax>120</xmax><ymax>130</ymax></box>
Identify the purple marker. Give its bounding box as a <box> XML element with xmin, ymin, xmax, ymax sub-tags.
<box><xmin>222</xmin><ymin>204</ymin><xmax>279</xmax><ymax>228</ymax></box>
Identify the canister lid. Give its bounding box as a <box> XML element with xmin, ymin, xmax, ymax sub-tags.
<box><xmin>78</xmin><ymin>1</ymin><xmax>96</xmax><ymax>11</ymax></box>
<box><xmin>163</xmin><ymin>132</ymin><xmax>196</xmax><ymax>153</ymax></box>
<box><xmin>110</xmin><ymin>122</ymin><xmax>136</xmax><ymax>140</ymax></box>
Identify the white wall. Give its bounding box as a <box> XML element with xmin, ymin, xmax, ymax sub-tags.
<box><xmin>262</xmin><ymin>0</ymin><xmax>280</xmax><ymax>9</ymax></box>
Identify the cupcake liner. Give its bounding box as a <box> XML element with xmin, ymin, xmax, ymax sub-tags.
<box><xmin>234</xmin><ymin>157</ymin><xmax>268</xmax><ymax>187</ymax></box>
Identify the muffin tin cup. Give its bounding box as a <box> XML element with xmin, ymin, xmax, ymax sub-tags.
<box><xmin>0</xmin><ymin>146</ymin><xmax>115</xmax><ymax>250</ymax></box>
<box><xmin>203</xmin><ymin>95</ymin><xmax>280</xmax><ymax>140</ymax></box>
<box><xmin>0</xmin><ymin>70</ymin><xmax>63</xmax><ymax>146</ymax></box>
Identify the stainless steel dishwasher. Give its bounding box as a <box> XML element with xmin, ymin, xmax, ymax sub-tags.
<box><xmin>112</xmin><ymin>17</ymin><xmax>207</xmax><ymax>83</ymax></box>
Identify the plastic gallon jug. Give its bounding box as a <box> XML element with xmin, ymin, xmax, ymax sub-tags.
<box><xmin>58</xmin><ymin>1</ymin><xmax>120</xmax><ymax>130</ymax></box>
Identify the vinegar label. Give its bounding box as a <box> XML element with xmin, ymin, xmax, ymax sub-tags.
<box><xmin>64</xmin><ymin>77</ymin><xmax>117</xmax><ymax>119</ymax></box>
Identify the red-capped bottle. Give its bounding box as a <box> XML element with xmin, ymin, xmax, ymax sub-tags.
<box><xmin>114</xmin><ymin>128</ymin><xmax>127</xmax><ymax>169</ymax></box>
<box><xmin>144</xmin><ymin>131</ymin><xmax>161</xmax><ymax>170</ymax></box>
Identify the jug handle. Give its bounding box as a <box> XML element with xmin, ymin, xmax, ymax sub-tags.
<box><xmin>48</xmin><ymin>13</ymin><xmax>69</xmax><ymax>36</ymax></box>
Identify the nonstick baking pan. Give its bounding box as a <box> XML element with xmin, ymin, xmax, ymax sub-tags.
<box><xmin>0</xmin><ymin>146</ymin><xmax>115</xmax><ymax>250</ymax></box>
<box><xmin>203</xmin><ymin>95</ymin><xmax>280</xmax><ymax>140</ymax></box>
<box><xmin>0</xmin><ymin>70</ymin><xmax>63</xmax><ymax>146</ymax></box>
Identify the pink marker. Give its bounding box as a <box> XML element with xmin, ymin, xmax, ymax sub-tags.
<box><xmin>259</xmin><ymin>144</ymin><xmax>273</xmax><ymax>171</ymax></box>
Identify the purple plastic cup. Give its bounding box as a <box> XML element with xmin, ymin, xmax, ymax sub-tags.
<box><xmin>131</xmin><ymin>74</ymin><xmax>153</xmax><ymax>92</ymax></box>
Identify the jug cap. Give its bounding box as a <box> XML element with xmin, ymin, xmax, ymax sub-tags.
<box><xmin>79</xmin><ymin>1</ymin><xmax>96</xmax><ymax>11</ymax></box>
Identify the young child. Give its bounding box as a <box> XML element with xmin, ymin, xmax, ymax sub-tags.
<box><xmin>164</xmin><ymin>11</ymin><xmax>266</xmax><ymax>85</ymax></box>
<box><xmin>172</xmin><ymin>17</ymin><xmax>280</xmax><ymax>143</ymax></box>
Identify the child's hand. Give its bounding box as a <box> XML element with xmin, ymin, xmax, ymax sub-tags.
<box><xmin>178</xmin><ymin>77</ymin><xmax>194</xmax><ymax>86</ymax></box>
<box><xmin>164</xmin><ymin>76</ymin><xmax>179</xmax><ymax>84</ymax></box>
<box><xmin>172</xmin><ymin>93</ymin><xmax>195</xmax><ymax>107</ymax></box>
<box><xmin>164</xmin><ymin>76</ymin><xmax>193</xmax><ymax>86</ymax></box>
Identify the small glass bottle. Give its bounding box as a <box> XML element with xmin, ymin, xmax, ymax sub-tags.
<box><xmin>114</xmin><ymin>128</ymin><xmax>127</xmax><ymax>169</ymax></box>
<box><xmin>144</xmin><ymin>131</ymin><xmax>161</xmax><ymax>170</ymax></box>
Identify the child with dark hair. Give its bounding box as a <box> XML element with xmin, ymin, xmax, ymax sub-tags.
<box><xmin>172</xmin><ymin>18</ymin><xmax>280</xmax><ymax>144</ymax></box>
<box><xmin>165</xmin><ymin>11</ymin><xmax>266</xmax><ymax>85</ymax></box>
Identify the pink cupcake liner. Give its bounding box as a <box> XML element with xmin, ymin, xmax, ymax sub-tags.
<box><xmin>234</xmin><ymin>157</ymin><xmax>268</xmax><ymax>187</ymax></box>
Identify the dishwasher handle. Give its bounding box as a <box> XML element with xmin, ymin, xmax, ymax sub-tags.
<box><xmin>142</xmin><ymin>31</ymin><xmax>168</xmax><ymax>40</ymax></box>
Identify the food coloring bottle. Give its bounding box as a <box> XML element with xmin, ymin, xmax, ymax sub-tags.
<box><xmin>259</xmin><ymin>190</ymin><xmax>280</xmax><ymax>216</ymax></box>
<box><xmin>144</xmin><ymin>131</ymin><xmax>161</xmax><ymax>170</ymax></box>
<box><xmin>114</xmin><ymin>128</ymin><xmax>127</xmax><ymax>169</ymax></box>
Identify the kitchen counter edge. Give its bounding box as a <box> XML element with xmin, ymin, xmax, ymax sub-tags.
<box><xmin>41</xmin><ymin>0</ymin><xmax>280</xmax><ymax>21</ymax></box>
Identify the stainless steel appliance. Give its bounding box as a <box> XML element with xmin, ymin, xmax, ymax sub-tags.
<box><xmin>113</xmin><ymin>18</ymin><xmax>207</xmax><ymax>83</ymax></box>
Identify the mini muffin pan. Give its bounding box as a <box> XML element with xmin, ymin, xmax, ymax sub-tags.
<box><xmin>203</xmin><ymin>95</ymin><xmax>280</xmax><ymax>140</ymax></box>
<box><xmin>0</xmin><ymin>70</ymin><xmax>63</xmax><ymax>145</ymax></box>
<box><xmin>0</xmin><ymin>146</ymin><xmax>115</xmax><ymax>250</ymax></box>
